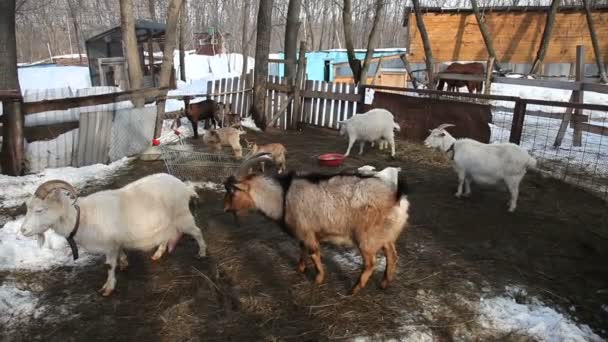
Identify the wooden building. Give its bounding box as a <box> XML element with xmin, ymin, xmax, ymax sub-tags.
<box><xmin>405</xmin><ymin>5</ymin><xmax>608</xmax><ymax>67</ymax></box>
<box><xmin>85</xmin><ymin>19</ymin><xmax>174</xmax><ymax>89</ymax></box>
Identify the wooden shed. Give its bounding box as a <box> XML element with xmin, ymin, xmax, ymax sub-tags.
<box><xmin>85</xmin><ymin>19</ymin><xmax>173</xmax><ymax>89</ymax></box>
<box><xmin>405</xmin><ymin>5</ymin><xmax>608</xmax><ymax>67</ymax></box>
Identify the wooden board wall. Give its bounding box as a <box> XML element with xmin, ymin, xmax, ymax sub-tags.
<box><xmin>408</xmin><ymin>11</ymin><xmax>608</xmax><ymax>63</ymax></box>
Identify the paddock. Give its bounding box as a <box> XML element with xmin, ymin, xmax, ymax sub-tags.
<box><xmin>1</xmin><ymin>126</ymin><xmax>606</xmax><ymax>341</ymax></box>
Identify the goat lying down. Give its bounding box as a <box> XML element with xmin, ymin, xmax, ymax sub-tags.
<box><xmin>20</xmin><ymin>174</ymin><xmax>207</xmax><ymax>296</ymax></box>
<box><xmin>424</xmin><ymin>124</ymin><xmax>537</xmax><ymax>212</ymax></box>
<box><xmin>223</xmin><ymin>154</ymin><xmax>410</xmax><ymax>295</ymax></box>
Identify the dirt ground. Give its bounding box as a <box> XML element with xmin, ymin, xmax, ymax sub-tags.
<box><xmin>1</xmin><ymin>127</ymin><xmax>607</xmax><ymax>341</ymax></box>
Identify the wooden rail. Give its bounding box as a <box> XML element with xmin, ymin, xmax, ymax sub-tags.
<box><xmin>21</xmin><ymin>87</ymin><xmax>170</xmax><ymax>115</ymax></box>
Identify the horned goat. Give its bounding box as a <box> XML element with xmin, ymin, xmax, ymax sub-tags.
<box><xmin>223</xmin><ymin>154</ymin><xmax>410</xmax><ymax>295</ymax></box>
<box><xmin>424</xmin><ymin>123</ymin><xmax>537</xmax><ymax>212</ymax></box>
<box><xmin>203</xmin><ymin>127</ymin><xmax>246</xmax><ymax>159</ymax></box>
<box><xmin>19</xmin><ymin>174</ymin><xmax>207</xmax><ymax>296</ymax></box>
<box><xmin>338</xmin><ymin>108</ymin><xmax>401</xmax><ymax>157</ymax></box>
<box><xmin>245</xmin><ymin>140</ymin><xmax>287</xmax><ymax>174</ymax></box>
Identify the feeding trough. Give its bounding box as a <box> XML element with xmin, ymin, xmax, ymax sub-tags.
<box><xmin>318</xmin><ymin>153</ymin><xmax>346</xmax><ymax>167</ymax></box>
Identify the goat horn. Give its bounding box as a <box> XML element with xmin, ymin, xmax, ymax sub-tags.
<box><xmin>236</xmin><ymin>152</ymin><xmax>273</xmax><ymax>179</ymax></box>
<box><xmin>436</xmin><ymin>123</ymin><xmax>455</xmax><ymax>130</ymax></box>
<box><xmin>34</xmin><ymin>180</ymin><xmax>78</xmax><ymax>203</ymax></box>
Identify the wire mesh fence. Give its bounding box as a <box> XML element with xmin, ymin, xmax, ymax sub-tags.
<box><xmin>160</xmin><ymin>144</ymin><xmax>251</xmax><ymax>183</ymax></box>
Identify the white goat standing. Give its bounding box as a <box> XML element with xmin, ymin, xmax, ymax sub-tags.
<box><xmin>339</xmin><ymin>108</ymin><xmax>401</xmax><ymax>157</ymax></box>
<box><xmin>424</xmin><ymin>124</ymin><xmax>537</xmax><ymax>212</ymax></box>
<box><xmin>20</xmin><ymin>173</ymin><xmax>207</xmax><ymax>296</ymax></box>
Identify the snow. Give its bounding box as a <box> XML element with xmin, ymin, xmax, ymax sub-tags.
<box><xmin>18</xmin><ymin>66</ymin><xmax>91</xmax><ymax>91</ymax></box>
<box><xmin>0</xmin><ymin>284</ymin><xmax>41</xmax><ymax>332</ymax></box>
<box><xmin>478</xmin><ymin>287</ymin><xmax>604</xmax><ymax>342</ymax></box>
<box><xmin>0</xmin><ymin>217</ymin><xmax>95</xmax><ymax>271</ymax></box>
<box><xmin>0</xmin><ymin>157</ymin><xmax>132</xmax><ymax>209</ymax></box>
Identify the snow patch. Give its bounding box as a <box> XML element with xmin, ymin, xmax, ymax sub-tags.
<box><xmin>0</xmin><ymin>157</ymin><xmax>132</xmax><ymax>209</ymax></box>
<box><xmin>18</xmin><ymin>66</ymin><xmax>91</xmax><ymax>91</ymax></box>
<box><xmin>478</xmin><ymin>287</ymin><xmax>603</xmax><ymax>342</ymax></box>
<box><xmin>0</xmin><ymin>284</ymin><xmax>41</xmax><ymax>332</ymax></box>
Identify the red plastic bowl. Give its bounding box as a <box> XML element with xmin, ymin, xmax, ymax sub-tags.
<box><xmin>318</xmin><ymin>153</ymin><xmax>346</xmax><ymax>167</ymax></box>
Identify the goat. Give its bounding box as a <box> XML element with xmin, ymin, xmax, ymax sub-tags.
<box><xmin>424</xmin><ymin>124</ymin><xmax>537</xmax><ymax>212</ymax></box>
<box><xmin>203</xmin><ymin>127</ymin><xmax>245</xmax><ymax>159</ymax></box>
<box><xmin>339</xmin><ymin>108</ymin><xmax>401</xmax><ymax>158</ymax></box>
<box><xmin>213</xmin><ymin>102</ymin><xmax>232</xmax><ymax>127</ymax></box>
<box><xmin>357</xmin><ymin>165</ymin><xmax>402</xmax><ymax>190</ymax></box>
<box><xmin>19</xmin><ymin>174</ymin><xmax>207</xmax><ymax>296</ymax></box>
<box><xmin>436</xmin><ymin>62</ymin><xmax>485</xmax><ymax>93</ymax></box>
<box><xmin>223</xmin><ymin>154</ymin><xmax>410</xmax><ymax>295</ymax></box>
<box><xmin>184</xmin><ymin>99</ymin><xmax>220</xmax><ymax>139</ymax></box>
<box><xmin>244</xmin><ymin>140</ymin><xmax>287</xmax><ymax>174</ymax></box>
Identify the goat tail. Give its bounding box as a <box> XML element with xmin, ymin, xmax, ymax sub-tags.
<box><xmin>393</xmin><ymin>122</ymin><xmax>401</xmax><ymax>132</ymax></box>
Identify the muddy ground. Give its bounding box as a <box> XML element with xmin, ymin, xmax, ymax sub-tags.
<box><xmin>1</xmin><ymin>127</ymin><xmax>607</xmax><ymax>341</ymax></box>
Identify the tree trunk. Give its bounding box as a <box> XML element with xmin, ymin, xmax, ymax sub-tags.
<box><xmin>471</xmin><ymin>0</ymin><xmax>501</xmax><ymax>72</ymax></box>
<box><xmin>582</xmin><ymin>0</ymin><xmax>608</xmax><ymax>83</ymax></box>
<box><xmin>285</xmin><ymin>0</ymin><xmax>301</xmax><ymax>82</ymax></box>
<box><xmin>252</xmin><ymin>0</ymin><xmax>274</xmax><ymax>131</ymax></box>
<box><xmin>154</xmin><ymin>0</ymin><xmax>184</xmax><ymax>138</ymax></box>
<box><xmin>529</xmin><ymin>0</ymin><xmax>560</xmax><ymax>75</ymax></box>
<box><xmin>342</xmin><ymin>0</ymin><xmax>361</xmax><ymax>84</ymax></box>
<box><xmin>120</xmin><ymin>0</ymin><xmax>144</xmax><ymax>106</ymax></box>
<box><xmin>303</xmin><ymin>0</ymin><xmax>315</xmax><ymax>51</ymax></box>
<box><xmin>66</xmin><ymin>0</ymin><xmax>83</xmax><ymax>64</ymax></box>
<box><xmin>178</xmin><ymin>0</ymin><xmax>186</xmax><ymax>82</ymax></box>
<box><xmin>240</xmin><ymin>0</ymin><xmax>251</xmax><ymax>79</ymax></box>
<box><xmin>412</xmin><ymin>0</ymin><xmax>434</xmax><ymax>86</ymax></box>
<box><xmin>317</xmin><ymin>1</ymin><xmax>328</xmax><ymax>51</ymax></box>
<box><xmin>148</xmin><ymin>0</ymin><xmax>156</xmax><ymax>21</ymax></box>
<box><xmin>359</xmin><ymin>0</ymin><xmax>385</xmax><ymax>85</ymax></box>
<box><xmin>0</xmin><ymin>0</ymin><xmax>24</xmax><ymax>175</ymax></box>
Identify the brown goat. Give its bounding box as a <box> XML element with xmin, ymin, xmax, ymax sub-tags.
<box><xmin>184</xmin><ymin>99</ymin><xmax>219</xmax><ymax>139</ymax></box>
<box><xmin>244</xmin><ymin>141</ymin><xmax>287</xmax><ymax>174</ymax></box>
<box><xmin>223</xmin><ymin>154</ymin><xmax>410</xmax><ymax>295</ymax></box>
<box><xmin>203</xmin><ymin>127</ymin><xmax>245</xmax><ymax>159</ymax></box>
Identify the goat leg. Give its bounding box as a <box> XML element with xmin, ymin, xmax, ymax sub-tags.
<box><xmin>351</xmin><ymin>250</ymin><xmax>376</xmax><ymax>295</ymax></box>
<box><xmin>98</xmin><ymin>249</ymin><xmax>119</xmax><ymax>297</ymax></box>
<box><xmin>380</xmin><ymin>243</ymin><xmax>397</xmax><ymax>289</ymax></box>
<box><xmin>297</xmin><ymin>242</ymin><xmax>308</xmax><ymax>273</ymax></box>
<box><xmin>119</xmin><ymin>250</ymin><xmax>129</xmax><ymax>271</ymax></box>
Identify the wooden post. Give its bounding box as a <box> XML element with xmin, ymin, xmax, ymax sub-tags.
<box><xmin>290</xmin><ymin>41</ymin><xmax>306</xmax><ymax>129</ymax></box>
<box><xmin>509</xmin><ymin>99</ymin><xmax>527</xmax><ymax>144</ymax></box>
<box><xmin>400</xmin><ymin>54</ymin><xmax>419</xmax><ymax>89</ymax></box>
<box><xmin>582</xmin><ymin>0</ymin><xmax>608</xmax><ymax>84</ymax></box>
<box><xmin>147</xmin><ymin>31</ymin><xmax>155</xmax><ymax>86</ymax></box>
<box><xmin>0</xmin><ymin>100</ymin><xmax>25</xmax><ymax>176</ymax></box>
<box><xmin>553</xmin><ymin>92</ymin><xmax>575</xmax><ymax>147</ymax></box>
<box><xmin>572</xmin><ymin>45</ymin><xmax>585</xmax><ymax>147</ymax></box>
<box><xmin>483</xmin><ymin>57</ymin><xmax>495</xmax><ymax>96</ymax></box>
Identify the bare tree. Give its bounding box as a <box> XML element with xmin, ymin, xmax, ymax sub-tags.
<box><xmin>66</xmin><ymin>0</ymin><xmax>83</xmax><ymax>63</ymax></box>
<box><xmin>342</xmin><ymin>0</ymin><xmax>361</xmax><ymax>84</ymax></box>
<box><xmin>471</xmin><ymin>0</ymin><xmax>501</xmax><ymax>72</ymax></box>
<box><xmin>148</xmin><ymin>0</ymin><xmax>155</xmax><ymax>21</ymax></box>
<box><xmin>303</xmin><ymin>0</ymin><xmax>315</xmax><ymax>50</ymax></box>
<box><xmin>178</xmin><ymin>0</ymin><xmax>186</xmax><ymax>82</ymax></box>
<box><xmin>582</xmin><ymin>0</ymin><xmax>608</xmax><ymax>83</ymax></box>
<box><xmin>1</xmin><ymin>0</ymin><xmax>24</xmax><ymax>175</ymax></box>
<box><xmin>358</xmin><ymin>0</ymin><xmax>385</xmax><ymax>84</ymax></box>
<box><xmin>284</xmin><ymin>0</ymin><xmax>301</xmax><ymax>82</ymax></box>
<box><xmin>240</xmin><ymin>0</ymin><xmax>252</xmax><ymax>79</ymax></box>
<box><xmin>120</xmin><ymin>0</ymin><xmax>144</xmax><ymax>106</ymax></box>
<box><xmin>412</xmin><ymin>0</ymin><xmax>434</xmax><ymax>86</ymax></box>
<box><xmin>529</xmin><ymin>0</ymin><xmax>561</xmax><ymax>75</ymax></box>
<box><xmin>252</xmin><ymin>0</ymin><xmax>274</xmax><ymax>131</ymax></box>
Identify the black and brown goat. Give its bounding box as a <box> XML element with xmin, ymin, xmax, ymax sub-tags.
<box><xmin>223</xmin><ymin>154</ymin><xmax>410</xmax><ymax>295</ymax></box>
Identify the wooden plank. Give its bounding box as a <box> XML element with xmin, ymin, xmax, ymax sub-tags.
<box><xmin>0</xmin><ymin>90</ymin><xmax>22</xmax><ymax>101</ymax></box>
<box><xmin>266</xmin><ymin>82</ymin><xmax>292</xmax><ymax>93</ymax></box>
<box><xmin>436</xmin><ymin>73</ymin><xmax>486</xmax><ymax>82</ymax></box>
<box><xmin>22</xmin><ymin>87</ymin><xmax>170</xmax><ymax>115</ymax></box>
<box><xmin>509</xmin><ymin>99</ymin><xmax>527</xmax><ymax>144</ymax></box>
<box><xmin>572</xmin><ymin>46</ymin><xmax>585</xmax><ymax>146</ymax></box>
<box><xmin>302</xmin><ymin>89</ymin><xmax>361</xmax><ymax>102</ymax></box>
<box><xmin>268</xmin><ymin>58</ymin><xmax>296</xmax><ymax>64</ymax></box>
<box><xmin>321</xmin><ymin>82</ymin><xmax>329</xmax><ymax>128</ymax></box>
<box><xmin>580</xmin><ymin>123</ymin><xmax>608</xmax><ymax>136</ymax></box>
<box><xmin>554</xmin><ymin>92</ymin><xmax>576</xmax><ymax>147</ymax></box>
<box><xmin>493</xmin><ymin>76</ymin><xmax>582</xmax><ymax>91</ymax></box>
<box><xmin>582</xmin><ymin>82</ymin><xmax>608</xmax><ymax>95</ymax></box>
<box><xmin>302</xmin><ymin>80</ymin><xmax>314</xmax><ymax>124</ymax></box>
<box><xmin>328</xmin><ymin>82</ymin><xmax>337</xmax><ymax>128</ymax></box>
<box><xmin>362</xmin><ymin>84</ymin><xmax>521</xmax><ymax>102</ymax></box>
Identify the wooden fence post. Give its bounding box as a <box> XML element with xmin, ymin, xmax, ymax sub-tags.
<box><xmin>509</xmin><ymin>99</ymin><xmax>527</xmax><ymax>144</ymax></box>
<box><xmin>290</xmin><ymin>41</ymin><xmax>307</xmax><ymax>129</ymax></box>
<box><xmin>571</xmin><ymin>45</ymin><xmax>585</xmax><ymax>146</ymax></box>
<box><xmin>484</xmin><ymin>57</ymin><xmax>495</xmax><ymax>96</ymax></box>
<box><xmin>0</xmin><ymin>99</ymin><xmax>25</xmax><ymax>175</ymax></box>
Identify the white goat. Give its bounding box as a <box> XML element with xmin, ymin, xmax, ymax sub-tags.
<box><xmin>339</xmin><ymin>108</ymin><xmax>401</xmax><ymax>157</ymax></box>
<box><xmin>357</xmin><ymin>165</ymin><xmax>402</xmax><ymax>190</ymax></box>
<box><xmin>20</xmin><ymin>174</ymin><xmax>207</xmax><ymax>296</ymax></box>
<box><xmin>424</xmin><ymin>124</ymin><xmax>537</xmax><ymax>212</ymax></box>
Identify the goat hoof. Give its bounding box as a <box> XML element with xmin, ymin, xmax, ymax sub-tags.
<box><xmin>98</xmin><ymin>287</ymin><xmax>113</xmax><ymax>297</ymax></box>
<box><xmin>454</xmin><ymin>193</ymin><xmax>462</xmax><ymax>199</ymax></box>
<box><xmin>350</xmin><ymin>285</ymin><xmax>362</xmax><ymax>295</ymax></box>
<box><xmin>196</xmin><ymin>250</ymin><xmax>207</xmax><ymax>258</ymax></box>
<box><xmin>297</xmin><ymin>263</ymin><xmax>307</xmax><ymax>274</ymax></box>
<box><xmin>314</xmin><ymin>274</ymin><xmax>325</xmax><ymax>285</ymax></box>
<box><xmin>380</xmin><ymin>279</ymin><xmax>389</xmax><ymax>289</ymax></box>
